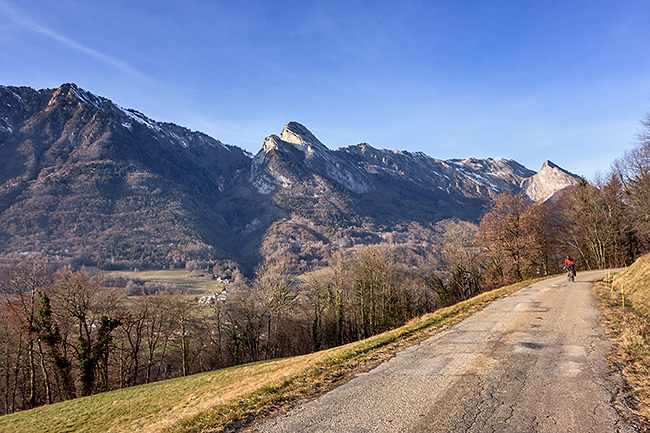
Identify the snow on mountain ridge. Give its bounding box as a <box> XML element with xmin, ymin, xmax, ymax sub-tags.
<box><xmin>37</xmin><ymin>83</ymin><xmax>231</xmax><ymax>152</ymax></box>
<box><xmin>121</xmin><ymin>108</ymin><xmax>163</xmax><ymax>132</ymax></box>
<box><xmin>2</xmin><ymin>83</ymin><xmax>580</xmax><ymax>204</ymax></box>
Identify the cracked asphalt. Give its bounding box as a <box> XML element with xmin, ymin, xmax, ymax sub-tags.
<box><xmin>252</xmin><ymin>271</ymin><xmax>639</xmax><ymax>432</ymax></box>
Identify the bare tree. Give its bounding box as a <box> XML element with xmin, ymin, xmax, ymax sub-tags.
<box><xmin>54</xmin><ymin>267</ymin><xmax>122</xmax><ymax>396</ymax></box>
<box><xmin>309</xmin><ymin>251</ymin><xmax>351</xmax><ymax>350</ymax></box>
<box><xmin>165</xmin><ymin>294</ymin><xmax>197</xmax><ymax>377</ymax></box>
<box><xmin>612</xmin><ymin>115</ymin><xmax>650</xmax><ymax>247</ymax></box>
<box><xmin>118</xmin><ymin>300</ymin><xmax>148</xmax><ymax>387</ymax></box>
<box><xmin>252</xmin><ymin>262</ymin><xmax>295</xmax><ymax>360</ymax></box>
<box><xmin>0</xmin><ymin>260</ymin><xmax>54</xmax><ymax>409</ymax></box>
<box><xmin>476</xmin><ymin>193</ymin><xmax>528</xmax><ymax>283</ymax></box>
<box><xmin>520</xmin><ymin>201</ymin><xmax>564</xmax><ymax>277</ymax></box>
<box><xmin>140</xmin><ymin>294</ymin><xmax>175</xmax><ymax>382</ymax></box>
<box><xmin>203</xmin><ymin>300</ymin><xmax>227</xmax><ymax>368</ymax></box>
<box><xmin>328</xmin><ymin>252</ymin><xmax>349</xmax><ymax>346</ymax></box>
<box><xmin>476</xmin><ymin>193</ymin><xmax>566</xmax><ymax>283</ymax></box>
<box><xmin>435</xmin><ymin>219</ymin><xmax>483</xmax><ymax>303</ymax></box>
<box><xmin>565</xmin><ymin>179</ymin><xmax>609</xmax><ymax>270</ymax></box>
<box><xmin>0</xmin><ymin>301</ymin><xmax>28</xmax><ymax>414</ymax></box>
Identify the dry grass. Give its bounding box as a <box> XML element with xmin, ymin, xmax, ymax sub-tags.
<box><xmin>593</xmin><ymin>254</ymin><xmax>650</xmax><ymax>425</ymax></box>
<box><xmin>0</xmin><ymin>277</ymin><xmax>542</xmax><ymax>433</ymax></box>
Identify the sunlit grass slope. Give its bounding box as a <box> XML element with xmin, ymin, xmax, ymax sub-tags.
<box><xmin>0</xmin><ymin>278</ymin><xmax>542</xmax><ymax>433</ymax></box>
<box><xmin>594</xmin><ymin>253</ymin><xmax>650</xmax><ymax>424</ymax></box>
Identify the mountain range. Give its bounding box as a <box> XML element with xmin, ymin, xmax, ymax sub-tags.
<box><xmin>0</xmin><ymin>83</ymin><xmax>580</xmax><ymax>272</ymax></box>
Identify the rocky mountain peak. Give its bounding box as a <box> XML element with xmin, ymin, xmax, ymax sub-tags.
<box><xmin>542</xmin><ymin>160</ymin><xmax>558</xmax><ymax>169</ymax></box>
<box><xmin>522</xmin><ymin>160</ymin><xmax>580</xmax><ymax>202</ymax></box>
<box><xmin>278</xmin><ymin>121</ymin><xmax>329</xmax><ymax>155</ymax></box>
<box><xmin>537</xmin><ymin>160</ymin><xmax>577</xmax><ymax>178</ymax></box>
<box><xmin>47</xmin><ymin>83</ymin><xmax>106</xmax><ymax>109</ymax></box>
<box><xmin>261</xmin><ymin>134</ymin><xmax>282</xmax><ymax>153</ymax></box>
<box><xmin>251</xmin><ymin>122</ymin><xmax>373</xmax><ymax>194</ymax></box>
<box><xmin>539</xmin><ymin>160</ymin><xmax>577</xmax><ymax>177</ymax></box>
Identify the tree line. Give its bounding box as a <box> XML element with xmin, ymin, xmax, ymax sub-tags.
<box><xmin>563</xmin><ymin>114</ymin><xmax>650</xmax><ymax>270</ymax></box>
<box><xmin>0</xmin><ymin>251</ymin><xmax>435</xmax><ymax>415</ymax></box>
<box><xmin>1</xmin><ymin>114</ymin><xmax>649</xmax><ymax>415</ymax></box>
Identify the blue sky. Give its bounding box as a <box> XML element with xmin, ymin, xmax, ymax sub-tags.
<box><xmin>1</xmin><ymin>0</ymin><xmax>649</xmax><ymax>179</ymax></box>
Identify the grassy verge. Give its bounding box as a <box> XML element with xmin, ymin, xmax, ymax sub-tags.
<box><xmin>0</xmin><ymin>277</ymin><xmax>542</xmax><ymax>433</ymax></box>
<box><xmin>592</xmin><ymin>254</ymin><xmax>650</xmax><ymax>425</ymax></box>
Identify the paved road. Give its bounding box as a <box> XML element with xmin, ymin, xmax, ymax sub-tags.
<box><xmin>252</xmin><ymin>271</ymin><xmax>638</xmax><ymax>433</ymax></box>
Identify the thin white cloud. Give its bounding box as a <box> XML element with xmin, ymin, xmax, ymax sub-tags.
<box><xmin>0</xmin><ymin>0</ymin><xmax>146</xmax><ymax>80</ymax></box>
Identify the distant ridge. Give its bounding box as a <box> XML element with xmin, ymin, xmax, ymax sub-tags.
<box><xmin>0</xmin><ymin>84</ymin><xmax>581</xmax><ymax>272</ymax></box>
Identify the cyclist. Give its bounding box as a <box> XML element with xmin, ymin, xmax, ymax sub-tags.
<box><xmin>564</xmin><ymin>255</ymin><xmax>575</xmax><ymax>272</ymax></box>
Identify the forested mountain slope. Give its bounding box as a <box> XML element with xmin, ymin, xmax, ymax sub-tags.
<box><xmin>0</xmin><ymin>84</ymin><xmax>580</xmax><ymax>271</ymax></box>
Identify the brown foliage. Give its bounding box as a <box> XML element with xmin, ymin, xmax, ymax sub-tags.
<box><xmin>476</xmin><ymin>192</ymin><xmax>563</xmax><ymax>285</ymax></box>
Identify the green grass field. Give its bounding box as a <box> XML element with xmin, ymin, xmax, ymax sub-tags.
<box><xmin>106</xmin><ymin>268</ymin><xmax>226</xmax><ymax>296</ymax></box>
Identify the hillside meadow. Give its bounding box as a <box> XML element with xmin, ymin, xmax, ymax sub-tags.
<box><xmin>104</xmin><ymin>268</ymin><xmax>226</xmax><ymax>296</ymax></box>
<box><xmin>593</xmin><ymin>253</ymin><xmax>650</xmax><ymax>424</ymax></box>
<box><xmin>0</xmin><ymin>277</ymin><xmax>543</xmax><ymax>433</ymax></box>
